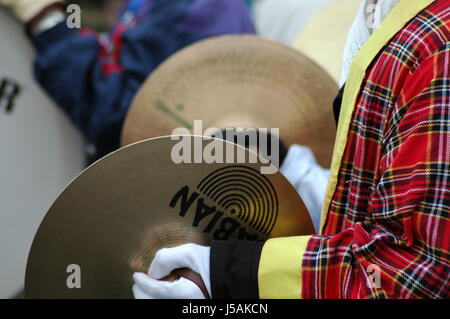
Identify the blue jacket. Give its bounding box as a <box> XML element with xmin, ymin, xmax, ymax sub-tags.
<box><xmin>31</xmin><ymin>0</ymin><xmax>254</xmax><ymax>158</ymax></box>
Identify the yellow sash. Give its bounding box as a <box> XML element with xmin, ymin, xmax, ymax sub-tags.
<box><xmin>320</xmin><ymin>0</ymin><xmax>436</xmax><ymax>233</ymax></box>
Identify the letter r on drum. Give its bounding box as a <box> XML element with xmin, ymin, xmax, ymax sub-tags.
<box><xmin>66</xmin><ymin>264</ymin><xmax>81</xmax><ymax>289</ymax></box>
<box><xmin>0</xmin><ymin>78</ymin><xmax>21</xmax><ymax>113</ymax></box>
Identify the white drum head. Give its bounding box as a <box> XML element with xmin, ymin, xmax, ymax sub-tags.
<box><xmin>0</xmin><ymin>10</ymin><xmax>85</xmax><ymax>298</ymax></box>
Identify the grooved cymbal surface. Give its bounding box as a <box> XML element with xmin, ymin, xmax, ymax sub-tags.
<box><xmin>26</xmin><ymin>136</ymin><xmax>314</xmax><ymax>298</ymax></box>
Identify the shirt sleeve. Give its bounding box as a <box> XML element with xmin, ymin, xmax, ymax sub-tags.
<box><xmin>210</xmin><ymin>236</ymin><xmax>311</xmax><ymax>299</ymax></box>
<box><xmin>258</xmin><ymin>236</ymin><xmax>311</xmax><ymax>299</ymax></box>
<box><xmin>300</xmin><ymin>44</ymin><xmax>450</xmax><ymax>299</ymax></box>
<box><xmin>210</xmin><ymin>43</ymin><xmax>450</xmax><ymax>300</ymax></box>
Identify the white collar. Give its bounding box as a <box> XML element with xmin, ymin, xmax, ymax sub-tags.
<box><xmin>339</xmin><ymin>0</ymin><xmax>400</xmax><ymax>87</ymax></box>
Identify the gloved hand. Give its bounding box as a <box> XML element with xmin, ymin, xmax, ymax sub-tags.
<box><xmin>280</xmin><ymin>144</ymin><xmax>330</xmax><ymax>233</ymax></box>
<box><xmin>133</xmin><ymin>243</ymin><xmax>211</xmax><ymax>299</ymax></box>
<box><xmin>0</xmin><ymin>0</ymin><xmax>64</xmax><ymax>24</ymax></box>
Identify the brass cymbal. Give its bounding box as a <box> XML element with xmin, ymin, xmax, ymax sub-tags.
<box><xmin>25</xmin><ymin>136</ymin><xmax>314</xmax><ymax>298</ymax></box>
<box><xmin>121</xmin><ymin>35</ymin><xmax>337</xmax><ymax>168</ymax></box>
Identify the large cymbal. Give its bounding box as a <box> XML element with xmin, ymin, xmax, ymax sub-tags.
<box><xmin>26</xmin><ymin>136</ymin><xmax>313</xmax><ymax>298</ymax></box>
<box><xmin>121</xmin><ymin>35</ymin><xmax>337</xmax><ymax>168</ymax></box>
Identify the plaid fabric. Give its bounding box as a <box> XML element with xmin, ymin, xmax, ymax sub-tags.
<box><xmin>302</xmin><ymin>0</ymin><xmax>450</xmax><ymax>299</ymax></box>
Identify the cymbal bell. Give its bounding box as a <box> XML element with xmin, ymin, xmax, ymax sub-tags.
<box><xmin>26</xmin><ymin>136</ymin><xmax>314</xmax><ymax>298</ymax></box>
<box><xmin>121</xmin><ymin>35</ymin><xmax>338</xmax><ymax>168</ymax></box>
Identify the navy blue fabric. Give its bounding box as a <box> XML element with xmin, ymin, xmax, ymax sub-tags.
<box><xmin>31</xmin><ymin>0</ymin><xmax>254</xmax><ymax>158</ymax></box>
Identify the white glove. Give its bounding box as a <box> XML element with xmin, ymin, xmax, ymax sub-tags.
<box><xmin>133</xmin><ymin>244</ymin><xmax>211</xmax><ymax>299</ymax></box>
<box><xmin>0</xmin><ymin>0</ymin><xmax>64</xmax><ymax>23</ymax></box>
<box><xmin>280</xmin><ymin>144</ymin><xmax>330</xmax><ymax>233</ymax></box>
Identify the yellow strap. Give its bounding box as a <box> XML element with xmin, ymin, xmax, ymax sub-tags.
<box><xmin>319</xmin><ymin>0</ymin><xmax>436</xmax><ymax>233</ymax></box>
<box><xmin>258</xmin><ymin>236</ymin><xmax>311</xmax><ymax>299</ymax></box>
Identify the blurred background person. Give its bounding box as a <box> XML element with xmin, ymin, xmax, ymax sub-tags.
<box><xmin>0</xmin><ymin>0</ymin><xmax>255</xmax><ymax>160</ymax></box>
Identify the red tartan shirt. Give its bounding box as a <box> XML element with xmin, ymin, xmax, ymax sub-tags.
<box><xmin>302</xmin><ymin>0</ymin><xmax>450</xmax><ymax>298</ymax></box>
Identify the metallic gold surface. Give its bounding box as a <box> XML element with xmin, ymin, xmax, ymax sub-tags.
<box><xmin>121</xmin><ymin>35</ymin><xmax>337</xmax><ymax>168</ymax></box>
<box><xmin>26</xmin><ymin>136</ymin><xmax>313</xmax><ymax>298</ymax></box>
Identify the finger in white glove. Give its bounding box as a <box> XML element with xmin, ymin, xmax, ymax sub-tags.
<box><xmin>132</xmin><ymin>244</ymin><xmax>211</xmax><ymax>299</ymax></box>
<box><xmin>133</xmin><ymin>273</ymin><xmax>205</xmax><ymax>299</ymax></box>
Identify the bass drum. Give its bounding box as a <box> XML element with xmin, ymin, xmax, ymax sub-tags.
<box><xmin>0</xmin><ymin>10</ymin><xmax>85</xmax><ymax>298</ymax></box>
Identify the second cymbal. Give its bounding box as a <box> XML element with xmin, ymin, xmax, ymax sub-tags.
<box><xmin>26</xmin><ymin>136</ymin><xmax>314</xmax><ymax>298</ymax></box>
<box><xmin>121</xmin><ymin>35</ymin><xmax>338</xmax><ymax>167</ymax></box>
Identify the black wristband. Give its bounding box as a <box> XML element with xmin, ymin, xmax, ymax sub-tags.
<box><xmin>210</xmin><ymin>240</ymin><xmax>265</xmax><ymax>299</ymax></box>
